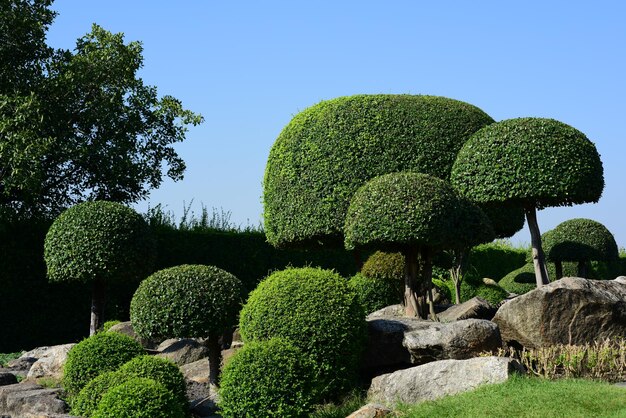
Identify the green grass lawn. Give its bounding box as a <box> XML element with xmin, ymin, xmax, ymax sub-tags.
<box><xmin>398</xmin><ymin>375</ymin><xmax>626</xmax><ymax>418</ymax></box>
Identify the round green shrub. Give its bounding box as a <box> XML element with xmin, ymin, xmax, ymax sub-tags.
<box><xmin>93</xmin><ymin>377</ymin><xmax>185</xmax><ymax>418</ymax></box>
<box><xmin>102</xmin><ymin>320</ymin><xmax>121</xmax><ymax>332</ymax></box>
<box><xmin>239</xmin><ymin>267</ymin><xmax>367</xmax><ymax>399</ymax></box>
<box><xmin>44</xmin><ymin>201</ymin><xmax>155</xmax><ymax>284</ymax></box>
<box><xmin>451</xmin><ymin>117</ymin><xmax>604</xmax><ymax>209</ymax></box>
<box><xmin>63</xmin><ymin>332</ymin><xmax>144</xmax><ymax>397</ymax></box>
<box><xmin>361</xmin><ymin>251</ymin><xmax>404</xmax><ymax>281</ymax></box>
<box><xmin>117</xmin><ymin>355</ymin><xmax>187</xmax><ymax>412</ymax></box>
<box><xmin>219</xmin><ymin>338</ymin><xmax>317</xmax><ymax>418</ymax></box>
<box><xmin>542</xmin><ymin>218</ymin><xmax>618</xmax><ymax>263</ymax></box>
<box><xmin>498</xmin><ymin>263</ymin><xmax>578</xmax><ymax>295</ymax></box>
<box><xmin>349</xmin><ymin>273</ymin><xmax>402</xmax><ymax>314</ymax></box>
<box><xmin>71</xmin><ymin>371</ymin><xmax>127</xmax><ymax>417</ymax></box>
<box><xmin>264</xmin><ymin>94</ymin><xmax>494</xmax><ymax>247</ymax></box>
<box><xmin>130</xmin><ymin>264</ymin><xmax>241</xmax><ymax>341</ymax></box>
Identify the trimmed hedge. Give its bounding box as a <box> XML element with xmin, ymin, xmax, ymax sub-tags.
<box><xmin>451</xmin><ymin>117</ymin><xmax>604</xmax><ymax>209</ymax></box>
<box><xmin>468</xmin><ymin>242</ymin><xmax>527</xmax><ymax>282</ymax></box>
<box><xmin>542</xmin><ymin>218</ymin><xmax>618</xmax><ymax>262</ymax></box>
<box><xmin>361</xmin><ymin>251</ymin><xmax>404</xmax><ymax>281</ymax></box>
<box><xmin>349</xmin><ymin>273</ymin><xmax>402</xmax><ymax>314</ymax></box>
<box><xmin>219</xmin><ymin>338</ymin><xmax>317</xmax><ymax>417</ymax></box>
<box><xmin>71</xmin><ymin>371</ymin><xmax>124</xmax><ymax>417</ymax></box>
<box><xmin>264</xmin><ymin>94</ymin><xmax>494</xmax><ymax>247</ymax></box>
<box><xmin>498</xmin><ymin>262</ymin><xmax>580</xmax><ymax>295</ymax></box>
<box><xmin>239</xmin><ymin>267</ymin><xmax>367</xmax><ymax>400</ymax></box>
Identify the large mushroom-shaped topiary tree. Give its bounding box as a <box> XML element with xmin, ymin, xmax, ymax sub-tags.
<box><xmin>44</xmin><ymin>201</ymin><xmax>155</xmax><ymax>336</ymax></box>
<box><xmin>451</xmin><ymin>118</ymin><xmax>604</xmax><ymax>288</ymax></box>
<box><xmin>264</xmin><ymin>94</ymin><xmax>494</xmax><ymax>249</ymax></box>
<box><xmin>130</xmin><ymin>264</ymin><xmax>241</xmax><ymax>386</ymax></box>
<box><xmin>542</xmin><ymin>218</ymin><xmax>618</xmax><ymax>279</ymax></box>
<box><xmin>344</xmin><ymin>172</ymin><xmax>494</xmax><ymax>319</ymax></box>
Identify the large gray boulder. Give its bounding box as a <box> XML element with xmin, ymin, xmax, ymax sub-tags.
<box><xmin>368</xmin><ymin>356</ymin><xmax>522</xmax><ymax>406</ymax></box>
<box><xmin>155</xmin><ymin>338</ymin><xmax>209</xmax><ymax>366</ymax></box>
<box><xmin>493</xmin><ymin>277</ymin><xmax>626</xmax><ymax>348</ymax></box>
<box><xmin>0</xmin><ymin>382</ymin><xmax>68</xmax><ymax>416</ymax></box>
<box><xmin>438</xmin><ymin>297</ymin><xmax>497</xmax><ymax>321</ymax></box>
<box><xmin>26</xmin><ymin>344</ymin><xmax>75</xmax><ymax>380</ymax></box>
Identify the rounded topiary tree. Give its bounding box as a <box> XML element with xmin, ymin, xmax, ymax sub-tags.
<box><xmin>264</xmin><ymin>94</ymin><xmax>494</xmax><ymax>248</ymax></box>
<box><xmin>130</xmin><ymin>264</ymin><xmax>241</xmax><ymax>386</ymax></box>
<box><xmin>361</xmin><ymin>251</ymin><xmax>405</xmax><ymax>281</ymax></box>
<box><xmin>344</xmin><ymin>172</ymin><xmax>494</xmax><ymax>318</ymax></box>
<box><xmin>542</xmin><ymin>218</ymin><xmax>618</xmax><ymax>279</ymax></box>
<box><xmin>44</xmin><ymin>201</ymin><xmax>155</xmax><ymax>335</ymax></box>
<box><xmin>239</xmin><ymin>267</ymin><xmax>367</xmax><ymax>400</ymax></box>
<box><xmin>63</xmin><ymin>332</ymin><xmax>144</xmax><ymax>398</ymax></box>
<box><xmin>349</xmin><ymin>273</ymin><xmax>402</xmax><ymax>314</ymax></box>
<box><xmin>451</xmin><ymin>118</ymin><xmax>604</xmax><ymax>288</ymax></box>
<box><xmin>219</xmin><ymin>338</ymin><xmax>317</xmax><ymax>417</ymax></box>
<box><xmin>499</xmin><ymin>262</ymin><xmax>579</xmax><ymax>295</ymax></box>
<box><xmin>93</xmin><ymin>377</ymin><xmax>185</xmax><ymax>418</ymax></box>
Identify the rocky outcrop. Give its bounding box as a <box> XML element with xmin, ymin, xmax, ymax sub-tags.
<box><xmin>155</xmin><ymin>338</ymin><xmax>209</xmax><ymax>366</ymax></box>
<box><xmin>493</xmin><ymin>277</ymin><xmax>626</xmax><ymax>348</ymax></box>
<box><xmin>27</xmin><ymin>344</ymin><xmax>75</xmax><ymax>380</ymax></box>
<box><xmin>368</xmin><ymin>356</ymin><xmax>523</xmax><ymax>406</ymax></box>
<box><xmin>0</xmin><ymin>382</ymin><xmax>68</xmax><ymax>416</ymax></box>
<box><xmin>346</xmin><ymin>403</ymin><xmax>393</xmax><ymax>417</ymax></box>
<box><xmin>438</xmin><ymin>297</ymin><xmax>497</xmax><ymax>321</ymax></box>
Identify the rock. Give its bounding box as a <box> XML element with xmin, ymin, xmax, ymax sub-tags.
<box><xmin>493</xmin><ymin>277</ymin><xmax>626</xmax><ymax>348</ymax></box>
<box><xmin>156</xmin><ymin>338</ymin><xmax>209</xmax><ymax>366</ymax></box>
<box><xmin>615</xmin><ymin>382</ymin><xmax>626</xmax><ymax>388</ymax></box>
<box><xmin>107</xmin><ymin>321</ymin><xmax>156</xmax><ymax>348</ymax></box>
<box><xmin>27</xmin><ymin>344</ymin><xmax>75</xmax><ymax>380</ymax></box>
<box><xmin>7</xmin><ymin>356</ymin><xmax>37</xmax><ymax>372</ymax></box>
<box><xmin>368</xmin><ymin>356</ymin><xmax>522</xmax><ymax>406</ymax></box>
<box><xmin>20</xmin><ymin>347</ymin><xmax>53</xmax><ymax>360</ymax></box>
<box><xmin>346</xmin><ymin>403</ymin><xmax>393</xmax><ymax>417</ymax></box>
<box><xmin>615</xmin><ymin>276</ymin><xmax>626</xmax><ymax>285</ymax></box>
<box><xmin>0</xmin><ymin>373</ymin><xmax>17</xmax><ymax>386</ymax></box>
<box><xmin>367</xmin><ymin>304</ymin><xmax>404</xmax><ymax>319</ymax></box>
<box><xmin>0</xmin><ymin>382</ymin><xmax>68</xmax><ymax>416</ymax></box>
<box><xmin>181</xmin><ymin>359</ymin><xmax>209</xmax><ymax>384</ymax></box>
<box><xmin>438</xmin><ymin>297</ymin><xmax>497</xmax><ymax>321</ymax></box>
<box><xmin>483</xmin><ymin>278</ymin><xmax>499</xmax><ymax>286</ymax></box>
<box><xmin>403</xmin><ymin>319</ymin><xmax>502</xmax><ymax>364</ymax></box>
<box><xmin>187</xmin><ymin>381</ymin><xmax>219</xmax><ymax>417</ymax></box>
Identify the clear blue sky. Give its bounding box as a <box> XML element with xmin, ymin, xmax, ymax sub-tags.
<box><xmin>46</xmin><ymin>1</ymin><xmax>625</xmax><ymax>248</ymax></box>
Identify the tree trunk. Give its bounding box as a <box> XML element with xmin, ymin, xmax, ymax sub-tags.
<box><xmin>577</xmin><ymin>261</ymin><xmax>588</xmax><ymax>278</ymax></box>
<box><xmin>555</xmin><ymin>261</ymin><xmax>563</xmax><ymax>280</ymax></box>
<box><xmin>525</xmin><ymin>206</ymin><xmax>550</xmax><ymax>287</ymax></box>
<box><xmin>206</xmin><ymin>332</ymin><xmax>222</xmax><ymax>387</ymax></box>
<box><xmin>449</xmin><ymin>248</ymin><xmax>469</xmax><ymax>304</ymax></box>
<box><xmin>89</xmin><ymin>277</ymin><xmax>106</xmax><ymax>336</ymax></box>
<box><xmin>421</xmin><ymin>249</ymin><xmax>437</xmax><ymax>321</ymax></box>
<box><xmin>403</xmin><ymin>246</ymin><xmax>428</xmax><ymax>318</ymax></box>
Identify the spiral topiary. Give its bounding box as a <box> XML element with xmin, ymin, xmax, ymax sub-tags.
<box><xmin>219</xmin><ymin>338</ymin><xmax>317</xmax><ymax>417</ymax></box>
<box><xmin>93</xmin><ymin>377</ymin><xmax>185</xmax><ymax>418</ymax></box>
<box><xmin>130</xmin><ymin>264</ymin><xmax>241</xmax><ymax>385</ymax></box>
<box><xmin>62</xmin><ymin>332</ymin><xmax>144</xmax><ymax>398</ymax></box>
<box><xmin>239</xmin><ymin>267</ymin><xmax>366</xmax><ymax>400</ymax></box>
<box><xmin>264</xmin><ymin>94</ymin><xmax>494</xmax><ymax>248</ymax></box>
<box><xmin>348</xmin><ymin>273</ymin><xmax>402</xmax><ymax>314</ymax></box>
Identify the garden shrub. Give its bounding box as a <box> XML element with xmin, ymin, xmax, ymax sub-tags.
<box><xmin>219</xmin><ymin>338</ymin><xmax>317</xmax><ymax>417</ymax></box>
<box><xmin>360</xmin><ymin>251</ymin><xmax>404</xmax><ymax>280</ymax></box>
<box><xmin>71</xmin><ymin>371</ymin><xmax>126</xmax><ymax>417</ymax></box>
<box><xmin>348</xmin><ymin>273</ymin><xmax>402</xmax><ymax>314</ymax></box>
<box><xmin>62</xmin><ymin>332</ymin><xmax>144</xmax><ymax>397</ymax></box>
<box><xmin>448</xmin><ymin>280</ymin><xmax>507</xmax><ymax>305</ymax></box>
<box><xmin>264</xmin><ymin>94</ymin><xmax>494</xmax><ymax>247</ymax></box>
<box><xmin>239</xmin><ymin>267</ymin><xmax>367</xmax><ymax>399</ymax></box>
<box><xmin>102</xmin><ymin>320</ymin><xmax>120</xmax><ymax>332</ymax></box>
<box><xmin>93</xmin><ymin>377</ymin><xmax>185</xmax><ymax>418</ymax></box>
<box><xmin>432</xmin><ymin>277</ymin><xmax>452</xmax><ymax>303</ymax></box>
<box><xmin>499</xmin><ymin>262</ymin><xmax>579</xmax><ymax>295</ymax></box>
<box><xmin>468</xmin><ymin>242</ymin><xmax>527</xmax><ymax>281</ymax></box>
<box><xmin>542</xmin><ymin>218</ymin><xmax>618</xmax><ymax>264</ymax></box>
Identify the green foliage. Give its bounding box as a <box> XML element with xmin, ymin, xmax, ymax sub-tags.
<box><xmin>498</xmin><ymin>262</ymin><xmax>579</xmax><ymax>295</ymax></box>
<box><xmin>102</xmin><ymin>320</ymin><xmax>120</xmax><ymax>332</ymax></box>
<box><xmin>451</xmin><ymin>117</ymin><xmax>604</xmax><ymax>210</ymax></box>
<box><xmin>449</xmin><ymin>280</ymin><xmax>507</xmax><ymax>305</ymax></box>
<box><xmin>432</xmin><ymin>278</ymin><xmax>452</xmax><ymax>303</ymax></box>
<box><xmin>44</xmin><ymin>201</ymin><xmax>155</xmax><ymax>284</ymax></box>
<box><xmin>219</xmin><ymin>338</ymin><xmax>317</xmax><ymax>418</ymax></box>
<box><xmin>239</xmin><ymin>267</ymin><xmax>367</xmax><ymax>399</ymax></box>
<box><xmin>310</xmin><ymin>391</ymin><xmax>367</xmax><ymax>418</ymax></box>
<box><xmin>62</xmin><ymin>332</ymin><xmax>144</xmax><ymax>397</ymax></box>
<box><xmin>361</xmin><ymin>251</ymin><xmax>404</xmax><ymax>281</ymax></box>
<box><xmin>0</xmin><ymin>351</ymin><xmax>23</xmax><ymax>367</ymax></box>
<box><xmin>93</xmin><ymin>377</ymin><xmax>185</xmax><ymax>418</ymax></box>
<box><xmin>71</xmin><ymin>371</ymin><xmax>126</xmax><ymax>417</ymax></box>
<box><xmin>349</xmin><ymin>273</ymin><xmax>402</xmax><ymax>314</ymax></box>
<box><xmin>130</xmin><ymin>264</ymin><xmax>241</xmax><ymax>341</ymax></box>
<box><xmin>468</xmin><ymin>242</ymin><xmax>527</xmax><ymax>281</ymax></box>
<box><xmin>542</xmin><ymin>218</ymin><xmax>619</xmax><ymax>262</ymax></box>
<box><xmin>264</xmin><ymin>94</ymin><xmax>494</xmax><ymax>247</ymax></box>
<box><xmin>344</xmin><ymin>172</ymin><xmax>493</xmax><ymax>251</ymax></box>
<box><xmin>480</xmin><ymin>206</ymin><xmax>525</xmax><ymax>239</ymax></box>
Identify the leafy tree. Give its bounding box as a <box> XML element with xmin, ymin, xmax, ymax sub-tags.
<box><xmin>1</xmin><ymin>2</ymin><xmax>202</xmax><ymax>214</ymax></box>
<box><xmin>44</xmin><ymin>201</ymin><xmax>155</xmax><ymax>335</ymax></box>
<box><xmin>344</xmin><ymin>172</ymin><xmax>493</xmax><ymax>318</ymax></box>
<box><xmin>451</xmin><ymin>118</ymin><xmax>604</xmax><ymax>287</ymax></box>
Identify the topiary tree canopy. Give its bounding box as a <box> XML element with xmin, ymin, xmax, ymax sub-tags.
<box><xmin>44</xmin><ymin>201</ymin><xmax>155</xmax><ymax>335</ymax></box>
<box><xmin>130</xmin><ymin>264</ymin><xmax>241</xmax><ymax>386</ymax></box>
<box><xmin>264</xmin><ymin>94</ymin><xmax>494</xmax><ymax>248</ymax></box>
<box><xmin>451</xmin><ymin>117</ymin><xmax>604</xmax><ymax>288</ymax></box>
<box><xmin>542</xmin><ymin>218</ymin><xmax>618</xmax><ymax>279</ymax></box>
<box><xmin>344</xmin><ymin>172</ymin><xmax>494</xmax><ymax>318</ymax></box>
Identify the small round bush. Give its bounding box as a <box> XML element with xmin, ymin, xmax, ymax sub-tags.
<box><xmin>117</xmin><ymin>355</ymin><xmax>187</xmax><ymax>411</ymax></box>
<box><xmin>93</xmin><ymin>377</ymin><xmax>185</xmax><ymax>418</ymax></box>
<box><xmin>130</xmin><ymin>264</ymin><xmax>241</xmax><ymax>341</ymax></box>
<box><xmin>349</xmin><ymin>273</ymin><xmax>402</xmax><ymax>314</ymax></box>
<box><xmin>361</xmin><ymin>251</ymin><xmax>404</xmax><ymax>280</ymax></box>
<box><xmin>71</xmin><ymin>371</ymin><xmax>127</xmax><ymax>417</ymax></box>
<box><xmin>542</xmin><ymin>218</ymin><xmax>619</xmax><ymax>263</ymax></box>
<box><xmin>102</xmin><ymin>320</ymin><xmax>121</xmax><ymax>332</ymax></box>
<box><xmin>63</xmin><ymin>332</ymin><xmax>144</xmax><ymax>397</ymax></box>
<box><xmin>474</xmin><ymin>283</ymin><xmax>509</xmax><ymax>305</ymax></box>
<box><xmin>219</xmin><ymin>338</ymin><xmax>317</xmax><ymax>418</ymax></box>
<box><xmin>498</xmin><ymin>263</ymin><xmax>578</xmax><ymax>295</ymax></box>
<box><xmin>239</xmin><ymin>267</ymin><xmax>367</xmax><ymax>399</ymax></box>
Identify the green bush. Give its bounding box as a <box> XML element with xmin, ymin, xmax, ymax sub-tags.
<box><xmin>93</xmin><ymin>377</ymin><xmax>185</xmax><ymax>418</ymax></box>
<box><xmin>63</xmin><ymin>332</ymin><xmax>144</xmax><ymax>397</ymax></box>
<box><xmin>474</xmin><ymin>283</ymin><xmax>509</xmax><ymax>305</ymax></box>
<box><xmin>239</xmin><ymin>267</ymin><xmax>367</xmax><ymax>399</ymax></box>
<box><xmin>117</xmin><ymin>355</ymin><xmax>187</xmax><ymax>412</ymax></box>
<box><xmin>130</xmin><ymin>264</ymin><xmax>241</xmax><ymax>341</ymax></box>
<box><xmin>264</xmin><ymin>94</ymin><xmax>494</xmax><ymax>247</ymax></box>
<box><xmin>102</xmin><ymin>320</ymin><xmax>121</xmax><ymax>332</ymax></box>
<box><xmin>71</xmin><ymin>371</ymin><xmax>126</xmax><ymax>417</ymax></box>
<box><xmin>542</xmin><ymin>218</ymin><xmax>618</xmax><ymax>263</ymax></box>
<box><xmin>219</xmin><ymin>338</ymin><xmax>317</xmax><ymax>417</ymax></box>
<box><xmin>468</xmin><ymin>242</ymin><xmax>527</xmax><ymax>282</ymax></box>
<box><xmin>349</xmin><ymin>273</ymin><xmax>402</xmax><ymax>314</ymax></box>
<box><xmin>432</xmin><ymin>278</ymin><xmax>452</xmax><ymax>303</ymax></box>
<box><xmin>361</xmin><ymin>251</ymin><xmax>404</xmax><ymax>281</ymax></box>
<box><xmin>498</xmin><ymin>263</ymin><xmax>579</xmax><ymax>295</ymax></box>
